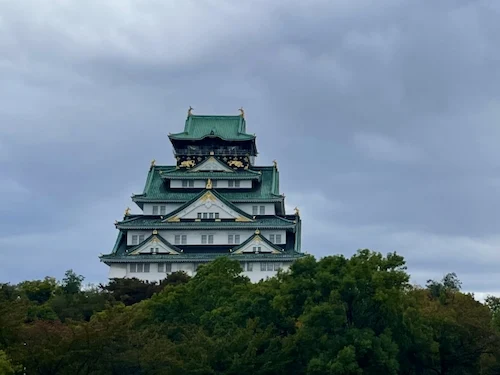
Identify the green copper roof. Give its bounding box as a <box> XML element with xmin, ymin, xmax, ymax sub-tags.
<box><xmin>160</xmin><ymin>170</ymin><xmax>261</xmax><ymax>180</ymax></box>
<box><xmin>100</xmin><ymin>252</ymin><xmax>305</xmax><ymax>263</ymax></box>
<box><xmin>116</xmin><ymin>216</ymin><xmax>297</xmax><ymax>230</ymax></box>
<box><xmin>231</xmin><ymin>232</ymin><xmax>284</xmax><ymax>253</ymax></box>
<box><xmin>169</xmin><ymin>115</ymin><xmax>255</xmax><ymax>142</ymax></box>
<box><xmin>133</xmin><ymin>165</ymin><xmax>282</xmax><ymax>203</ymax></box>
<box><xmin>163</xmin><ymin>188</ymin><xmax>254</xmax><ymax>222</ymax></box>
<box><xmin>125</xmin><ymin>233</ymin><xmax>182</xmax><ymax>254</ymax></box>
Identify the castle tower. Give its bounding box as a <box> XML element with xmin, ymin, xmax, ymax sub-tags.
<box><xmin>100</xmin><ymin>110</ymin><xmax>304</xmax><ymax>282</ymax></box>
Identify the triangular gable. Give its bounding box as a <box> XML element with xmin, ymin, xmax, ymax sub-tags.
<box><xmin>164</xmin><ymin>189</ymin><xmax>253</xmax><ymax>222</ymax></box>
<box><xmin>189</xmin><ymin>156</ymin><xmax>234</xmax><ymax>172</ymax></box>
<box><xmin>231</xmin><ymin>230</ymin><xmax>283</xmax><ymax>254</ymax></box>
<box><xmin>128</xmin><ymin>234</ymin><xmax>181</xmax><ymax>255</ymax></box>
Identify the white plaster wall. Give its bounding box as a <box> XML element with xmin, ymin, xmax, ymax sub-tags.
<box><xmin>170</xmin><ymin>180</ymin><xmax>252</xmax><ymax>188</ymax></box>
<box><xmin>260</xmin><ymin>230</ymin><xmax>286</xmax><ymax>244</ymax></box>
<box><xmin>175</xmin><ymin>197</ymin><xmax>248</xmax><ymax>220</ymax></box>
<box><xmin>236</xmin><ymin>203</ymin><xmax>275</xmax><ymax>215</ymax></box>
<box><xmin>171</xmin><ymin>180</ymin><xmax>206</xmax><ymax>188</ymax></box>
<box><xmin>126</xmin><ymin>230</ymin><xmax>152</xmax><ymax>245</ymax></box>
<box><xmin>126</xmin><ymin>229</ymin><xmax>286</xmax><ymax>246</ymax></box>
<box><xmin>142</xmin><ymin>203</ymin><xmax>182</xmax><ymax>215</ymax></box>
<box><xmin>158</xmin><ymin>229</ymin><xmax>286</xmax><ymax>245</ymax></box>
<box><xmin>243</xmin><ymin>262</ymin><xmax>293</xmax><ymax>282</ymax></box>
<box><xmin>108</xmin><ymin>264</ymin><xmax>127</xmax><ymax>278</ymax></box>
<box><xmin>108</xmin><ymin>261</ymin><xmax>293</xmax><ymax>283</ymax></box>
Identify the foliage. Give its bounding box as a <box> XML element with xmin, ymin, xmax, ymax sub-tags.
<box><xmin>0</xmin><ymin>350</ymin><xmax>15</xmax><ymax>375</ymax></box>
<box><xmin>1</xmin><ymin>253</ymin><xmax>500</xmax><ymax>374</ymax></box>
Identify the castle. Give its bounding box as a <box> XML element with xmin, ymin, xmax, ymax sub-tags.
<box><xmin>100</xmin><ymin>109</ymin><xmax>304</xmax><ymax>282</ymax></box>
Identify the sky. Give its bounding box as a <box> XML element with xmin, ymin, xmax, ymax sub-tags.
<box><xmin>1</xmin><ymin>0</ymin><xmax>500</xmax><ymax>297</ymax></box>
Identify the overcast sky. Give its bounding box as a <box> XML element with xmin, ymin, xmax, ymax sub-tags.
<box><xmin>1</xmin><ymin>0</ymin><xmax>500</xmax><ymax>297</ymax></box>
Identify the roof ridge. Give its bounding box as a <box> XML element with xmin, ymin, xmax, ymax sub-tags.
<box><xmin>231</xmin><ymin>232</ymin><xmax>283</xmax><ymax>253</ymax></box>
<box><xmin>126</xmin><ymin>233</ymin><xmax>182</xmax><ymax>254</ymax></box>
<box><xmin>162</xmin><ymin>188</ymin><xmax>254</xmax><ymax>222</ymax></box>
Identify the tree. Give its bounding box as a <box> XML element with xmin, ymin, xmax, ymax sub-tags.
<box><xmin>18</xmin><ymin>277</ymin><xmax>57</xmax><ymax>304</ymax></box>
<box><xmin>60</xmin><ymin>269</ymin><xmax>85</xmax><ymax>295</ymax></box>
<box><xmin>0</xmin><ymin>350</ymin><xmax>14</xmax><ymax>375</ymax></box>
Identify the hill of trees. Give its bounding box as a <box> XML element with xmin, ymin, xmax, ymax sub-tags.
<box><xmin>1</xmin><ymin>250</ymin><xmax>500</xmax><ymax>374</ymax></box>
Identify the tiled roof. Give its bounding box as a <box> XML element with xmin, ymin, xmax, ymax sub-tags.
<box><xmin>163</xmin><ymin>189</ymin><xmax>254</xmax><ymax>222</ymax></box>
<box><xmin>125</xmin><ymin>233</ymin><xmax>182</xmax><ymax>254</ymax></box>
<box><xmin>168</xmin><ymin>115</ymin><xmax>255</xmax><ymax>141</ymax></box>
<box><xmin>100</xmin><ymin>252</ymin><xmax>305</xmax><ymax>263</ymax></box>
<box><xmin>160</xmin><ymin>170</ymin><xmax>261</xmax><ymax>180</ymax></box>
<box><xmin>231</xmin><ymin>231</ymin><xmax>284</xmax><ymax>253</ymax></box>
<box><xmin>133</xmin><ymin>165</ymin><xmax>282</xmax><ymax>203</ymax></box>
<box><xmin>116</xmin><ymin>216</ymin><xmax>297</xmax><ymax>230</ymax></box>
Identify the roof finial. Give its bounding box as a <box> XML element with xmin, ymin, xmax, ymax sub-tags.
<box><xmin>294</xmin><ymin>207</ymin><xmax>300</xmax><ymax>216</ymax></box>
<box><xmin>206</xmin><ymin>178</ymin><xmax>213</xmax><ymax>189</ymax></box>
<box><xmin>188</xmin><ymin>106</ymin><xmax>193</xmax><ymax>117</ymax></box>
<box><xmin>124</xmin><ymin>207</ymin><xmax>131</xmax><ymax>216</ymax></box>
<box><xmin>273</xmin><ymin>160</ymin><xmax>278</xmax><ymax>170</ymax></box>
<box><xmin>150</xmin><ymin>159</ymin><xmax>156</xmax><ymax>169</ymax></box>
<box><xmin>239</xmin><ymin>107</ymin><xmax>245</xmax><ymax>118</ymax></box>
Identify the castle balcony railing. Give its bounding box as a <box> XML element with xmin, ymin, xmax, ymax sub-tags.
<box><xmin>173</xmin><ymin>148</ymin><xmax>251</xmax><ymax>157</ymax></box>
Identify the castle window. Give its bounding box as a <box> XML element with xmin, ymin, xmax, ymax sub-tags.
<box><xmin>259</xmin><ymin>206</ymin><xmax>265</xmax><ymax>215</ymax></box>
<box><xmin>197</xmin><ymin>213</ymin><xmax>202</xmax><ymax>219</ymax></box>
<box><xmin>202</xmin><ymin>213</ymin><xmax>208</xmax><ymax>219</ymax></box>
<box><xmin>152</xmin><ymin>206</ymin><xmax>159</xmax><ymax>215</ymax></box>
<box><xmin>247</xmin><ymin>262</ymin><xmax>253</xmax><ymax>272</ymax></box>
<box><xmin>138</xmin><ymin>235</ymin><xmax>145</xmax><ymax>243</ymax></box>
<box><xmin>209</xmin><ymin>213</ymin><xmax>214</xmax><ymax>219</ymax></box>
<box><xmin>215</xmin><ymin>213</ymin><xmax>220</xmax><ymax>219</ymax></box>
<box><xmin>182</xmin><ymin>180</ymin><xmax>194</xmax><ymax>188</ymax></box>
<box><xmin>260</xmin><ymin>263</ymin><xmax>266</xmax><ymax>271</ymax></box>
<box><xmin>158</xmin><ymin>263</ymin><xmax>172</xmax><ymax>273</ymax></box>
<box><xmin>252</xmin><ymin>206</ymin><xmax>258</xmax><ymax>215</ymax></box>
<box><xmin>212</xmin><ymin>180</ymin><xmax>218</xmax><ymax>188</ymax></box>
<box><xmin>132</xmin><ymin>235</ymin><xmax>138</xmax><ymax>245</ymax></box>
<box><xmin>253</xmin><ymin>246</ymin><xmax>261</xmax><ymax>253</ymax></box>
<box><xmin>130</xmin><ymin>263</ymin><xmax>150</xmax><ymax>273</ymax></box>
<box><xmin>202</xmin><ymin>234</ymin><xmax>214</xmax><ymax>244</ymax></box>
<box><xmin>160</xmin><ymin>206</ymin><xmax>166</xmax><ymax>215</ymax></box>
<box><xmin>175</xmin><ymin>235</ymin><xmax>187</xmax><ymax>245</ymax></box>
<box><xmin>269</xmin><ymin>234</ymin><xmax>281</xmax><ymax>244</ymax></box>
<box><xmin>228</xmin><ymin>234</ymin><xmax>240</xmax><ymax>244</ymax></box>
<box><xmin>228</xmin><ymin>180</ymin><xmax>240</xmax><ymax>188</ymax></box>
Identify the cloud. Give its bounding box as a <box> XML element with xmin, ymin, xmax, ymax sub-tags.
<box><xmin>352</xmin><ymin>132</ymin><xmax>424</xmax><ymax>163</ymax></box>
<box><xmin>0</xmin><ymin>179</ymin><xmax>29</xmax><ymax>195</ymax></box>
